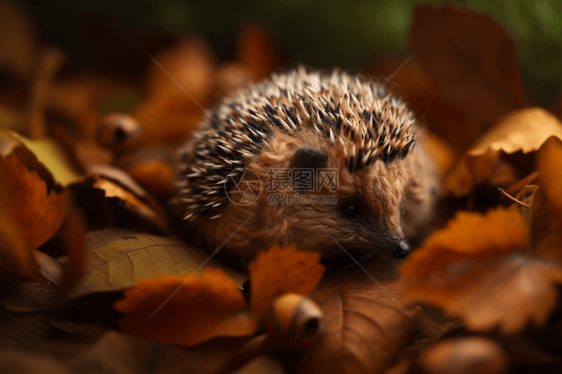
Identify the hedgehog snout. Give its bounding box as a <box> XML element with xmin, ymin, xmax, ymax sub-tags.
<box><xmin>391</xmin><ymin>240</ymin><xmax>411</xmax><ymax>259</ymax></box>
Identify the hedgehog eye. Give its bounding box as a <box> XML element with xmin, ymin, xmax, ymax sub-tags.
<box><xmin>341</xmin><ymin>202</ymin><xmax>359</xmax><ymax>217</ymax></box>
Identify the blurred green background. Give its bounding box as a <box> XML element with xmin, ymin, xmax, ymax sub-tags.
<box><xmin>16</xmin><ymin>0</ymin><xmax>562</xmax><ymax>107</ymax></box>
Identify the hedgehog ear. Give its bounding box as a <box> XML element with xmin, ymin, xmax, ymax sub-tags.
<box><xmin>291</xmin><ymin>145</ymin><xmax>328</xmax><ymax>169</ymax></box>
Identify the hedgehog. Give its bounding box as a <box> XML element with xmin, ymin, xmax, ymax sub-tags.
<box><xmin>175</xmin><ymin>67</ymin><xmax>438</xmax><ymax>265</ymax></box>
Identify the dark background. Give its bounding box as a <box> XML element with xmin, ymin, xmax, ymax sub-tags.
<box><xmin>15</xmin><ymin>0</ymin><xmax>562</xmax><ymax>107</ymax></box>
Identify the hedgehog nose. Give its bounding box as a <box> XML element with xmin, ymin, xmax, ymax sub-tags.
<box><xmin>391</xmin><ymin>240</ymin><xmax>410</xmax><ymax>259</ymax></box>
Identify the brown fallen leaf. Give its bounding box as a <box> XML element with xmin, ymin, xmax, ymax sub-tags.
<box><xmin>401</xmin><ymin>207</ymin><xmax>527</xmax><ymax>280</ymax></box>
<box><xmin>410</xmin><ymin>4</ymin><xmax>525</xmax><ymax>125</ymax></box>
<box><xmin>298</xmin><ymin>261</ymin><xmax>419</xmax><ymax>374</ymax></box>
<box><xmin>248</xmin><ymin>245</ymin><xmax>325</xmax><ymax>317</ymax></box>
<box><xmin>417</xmin><ymin>337</ymin><xmax>508</xmax><ymax>374</ymax></box>
<box><xmin>92</xmin><ymin>177</ymin><xmax>169</xmax><ymax>234</ymax></box>
<box><xmin>402</xmin><ymin>253</ymin><xmax>562</xmax><ymax>335</ymax></box>
<box><xmin>401</xmin><ymin>205</ymin><xmax>562</xmax><ymax>334</ymax></box>
<box><xmin>529</xmin><ymin>137</ymin><xmax>562</xmax><ymax>263</ymax></box>
<box><xmin>68</xmin><ymin>229</ymin><xmax>247</xmax><ymax>299</ymax></box>
<box><xmin>87</xmin><ymin>164</ymin><xmax>170</xmax><ymax>233</ymax></box>
<box><xmin>1</xmin><ymin>153</ymin><xmax>69</xmax><ymax>251</ymax></box>
<box><xmin>0</xmin><ymin>193</ymin><xmax>43</xmax><ymax>281</ymax></box>
<box><xmin>114</xmin><ymin>269</ymin><xmax>259</xmax><ymax>347</ymax></box>
<box><xmin>505</xmin><ymin>171</ymin><xmax>539</xmax><ymax>198</ymax></box>
<box><xmin>444</xmin><ymin>108</ymin><xmax>562</xmax><ymax>196</ymax></box>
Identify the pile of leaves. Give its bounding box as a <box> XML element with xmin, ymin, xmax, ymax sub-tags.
<box><xmin>1</xmin><ymin>2</ymin><xmax>562</xmax><ymax>373</ymax></box>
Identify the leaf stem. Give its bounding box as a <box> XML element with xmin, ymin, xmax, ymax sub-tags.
<box><xmin>498</xmin><ymin>188</ymin><xmax>529</xmax><ymax>208</ymax></box>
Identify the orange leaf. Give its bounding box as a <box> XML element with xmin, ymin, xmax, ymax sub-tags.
<box><xmin>248</xmin><ymin>245</ymin><xmax>325</xmax><ymax>317</ymax></box>
<box><xmin>1</xmin><ymin>153</ymin><xmax>69</xmax><ymax>251</ymax></box>
<box><xmin>401</xmin><ymin>253</ymin><xmax>562</xmax><ymax>334</ymax></box>
<box><xmin>445</xmin><ymin>108</ymin><xmax>562</xmax><ymax>196</ymax></box>
<box><xmin>114</xmin><ymin>269</ymin><xmax>258</xmax><ymax>347</ymax></box>
<box><xmin>529</xmin><ymin>137</ymin><xmax>562</xmax><ymax>263</ymax></box>
<box><xmin>410</xmin><ymin>4</ymin><xmax>524</xmax><ymax>124</ymax></box>
<box><xmin>0</xmin><ymin>201</ymin><xmax>42</xmax><ymax>281</ymax></box>
<box><xmin>401</xmin><ymin>207</ymin><xmax>527</xmax><ymax>279</ymax></box>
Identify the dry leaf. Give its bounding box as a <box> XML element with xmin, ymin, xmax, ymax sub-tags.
<box><xmin>93</xmin><ymin>177</ymin><xmax>169</xmax><ymax>234</ymax></box>
<box><xmin>68</xmin><ymin>229</ymin><xmax>246</xmax><ymax>299</ymax></box>
<box><xmin>0</xmin><ymin>194</ymin><xmax>43</xmax><ymax>281</ymax></box>
<box><xmin>529</xmin><ymin>137</ymin><xmax>562</xmax><ymax>263</ymax></box>
<box><xmin>114</xmin><ymin>269</ymin><xmax>258</xmax><ymax>347</ymax></box>
<box><xmin>444</xmin><ymin>108</ymin><xmax>562</xmax><ymax>196</ymax></box>
<box><xmin>505</xmin><ymin>171</ymin><xmax>539</xmax><ymax>197</ymax></box>
<box><xmin>1</xmin><ymin>153</ymin><xmax>69</xmax><ymax>251</ymax></box>
<box><xmin>248</xmin><ymin>245</ymin><xmax>325</xmax><ymax>317</ymax></box>
<box><xmin>298</xmin><ymin>261</ymin><xmax>419</xmax><ymax>374</ymax></box>
<box><xmin>400</xmin><ymin>205</ymin><xmax>562</xmax><ymax>334</ymax></box>
<box><xmin>0</xmin><ymin>129</ymin><xmax>83</xmax><ymax>188</ymax></box>
<box><xmin>410</xmin><ymin>4</ymin><xmax>524</xmax><ymax>124</ymax></box>
<box><xmin>417</xmin><ymin>337</ymin><xmax>508</xmax><ymax>374</ymax></box>
<box><xmin>401</xmin><ymin>207</ymin><xmax>527</xmax><ymax>279</ymax></box>
<box><xmin>402</xmin><ymin>253</ymin><xmax>562</xmax><ymax>334</ymax></box>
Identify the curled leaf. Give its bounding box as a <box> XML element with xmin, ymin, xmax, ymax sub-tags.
<box><xmin>114</xmin><ymin>269</ymin><xmax>258</xmax><ymax>347</ymax></box>
<box><xmin>401</xmin><ymin>207</ymin><xmax>527</xmax><ymax>280</ymax></box>
<box><xmin>0</xmin><ymin>129</ymin><xmax>83</xmax><ymax>188</ymax></box>
<box><xmin>248</xmin><ymin>245</ymin><xmax>325</xmax><ymax>317</ymax></box>
<box><xmin>445</xmin><ymin>108</ymin><xmax>562</xmax><ymax>196</ymax></box>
